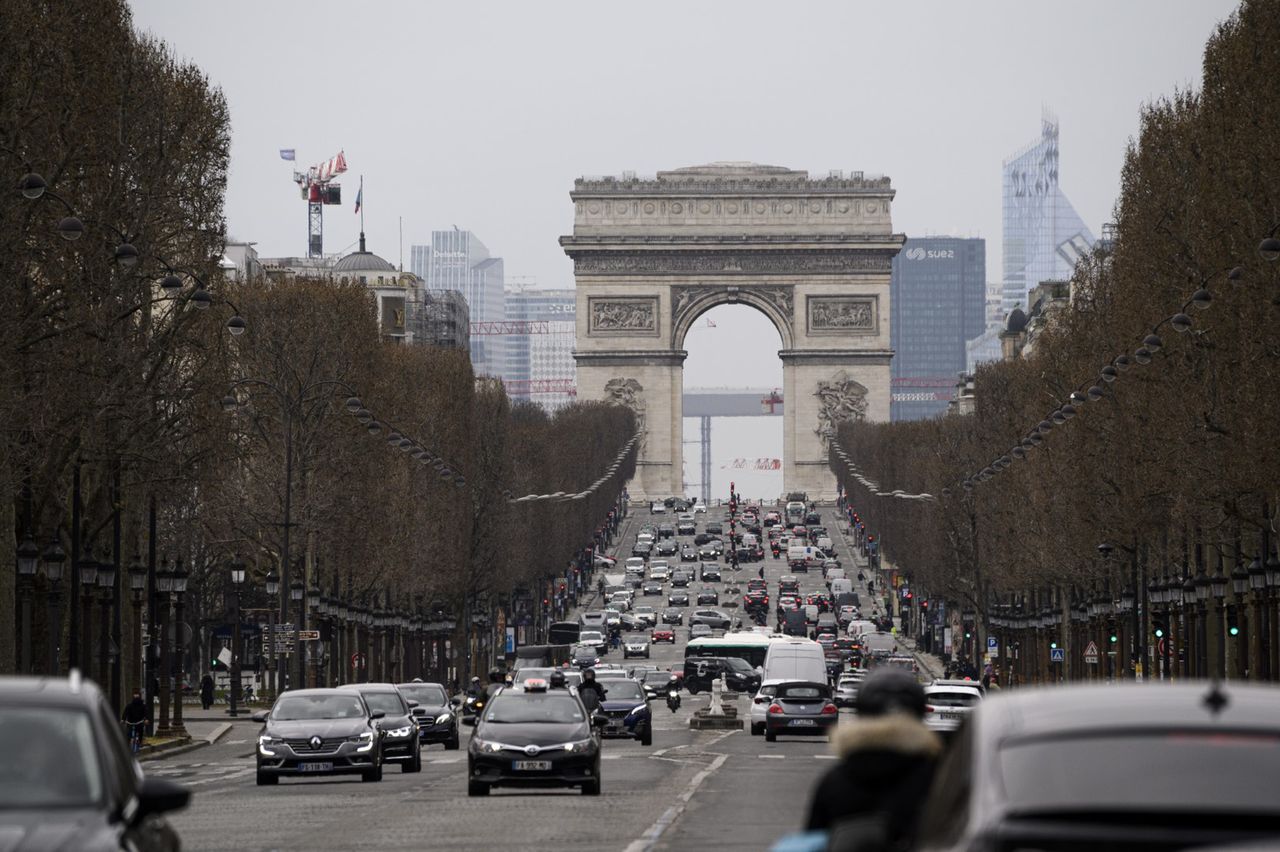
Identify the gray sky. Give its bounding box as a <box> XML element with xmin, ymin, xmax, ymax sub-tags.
<box><xmin>130</xmin><ymin>0</ymin><xmax>1237</xmax><ymax>388</ymax></box>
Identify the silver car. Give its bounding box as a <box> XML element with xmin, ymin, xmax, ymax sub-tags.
<box><xmin>923</xmin><ymin>684</ymin><xmax>982</xmax><ymax>732</ymax></box>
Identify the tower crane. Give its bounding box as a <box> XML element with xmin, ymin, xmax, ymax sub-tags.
<box><xmin>293</xmin><ymin>150</ymin><xmax>347</xmax><ymax>257</ymax></box>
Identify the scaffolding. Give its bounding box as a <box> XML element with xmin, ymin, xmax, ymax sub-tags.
<box><xmin>405</xmin><ymin>289</ymin><xmax>470</xmax><ymax>351</ymax></box>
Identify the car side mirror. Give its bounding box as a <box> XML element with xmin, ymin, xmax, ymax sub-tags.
<box><xmin>592</xmin><ymin>713</ymin><xmax>608</xmax><ymax>728</ymax></box>
<box><xmin>406</xmin><ymin>699</ymin><xmax>420</xmax><ymax>709</ymax></box>
<box><xmin>370</xmin><ymin>710</ymin><xmax>386</xmax><ymax>721</ymax></box>
<box><xmin>133</xmin><ymin>777</ymin><xmax>190</xmax><ymax>822</ymax></box>
<box><xmin>249</xmin><ymin>711</ymin><xmax>268</xmax><ymax>723</ymax></box>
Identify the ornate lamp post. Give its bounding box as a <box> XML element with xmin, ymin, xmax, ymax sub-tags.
<box><xmin>1248</xmin><ymin>555</ymin><xmax>1267</xmax><ymax>680</ymax></box>
<box><xmin>16</xmin><ymin>536</ymin><xmax>39</xmax><ymax>673</ymax></box>
<box><xmin>78</xmin><ymin>552</ymin><xmax>98</xmax><ymax>674</ymax></box>
<box><xmin>229</xmin><ymin>556</ymin><xmax>246</xmax><ymax>715</ymax></box>
<box><xmin>264</xmin><ymin>570</ymin><xmax>280</xmax><ymax>699</ymax></box>
<box><xmin>289</xmin><ymin>580</ymin><xmax>304</xmax><ymax>689</ymax></box>
<box><xmin>1211</xmin><ymin>564</ymin><xmax>1228</xmax><ymax>678</ymax></box>
<box><xmin>96</xmin><ymin>556</ymin><xmax>116</xmax><ymax>692</ymax></box>
<box><xmin>129</xmin><ymin>559</ymin><xmax>147</xmax><ymax>694</ymax></box>
<box><xmin>155</xmin><ymin>561</ymin><xmax>174</xmax><ymax>735</ymax></box>
<box><xmin>170</xmin><ymin>561</ymin><xmax>188</xmax><ymax>735</ymax></box>
<box><xmin>306</xmin><ymin>582</ymin><xmax>321</xmax><ymax>687</ymax></box>
<box><xmin>43</xmin><ymin>542</ymin><xmax>66</xmax><ymax>676</ymax></box>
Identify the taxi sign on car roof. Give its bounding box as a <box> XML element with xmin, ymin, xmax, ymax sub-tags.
<box><xmin>523</xmin><ymin>678</ymin><xmax>548</xmax><ymax>692</ymax></box>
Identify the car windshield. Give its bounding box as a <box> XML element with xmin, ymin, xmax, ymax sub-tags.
<box><xmin>398</xmin><ymin>684</ymin><xmax>448</xmax><ymax>705</ymax></box>
<box><xmin>602</xmin><ymin>681</ymin><xmax>646</xmax><ymax>702</ymax></box>
<box><xmin>926</xmin><ymin>691</ymin><xmax>980</xmax><ymax>707</ymax></box>
<box><xmin>483</xmin><ymin>694</ymin><xmax>585</xmax><ymax>724</ymax></box>
<box><xmin>273</xmin><ymin>693</ymin><xmax>368</xmax><ymax>720</ymax></box>
<box><xmin>0</xmin><ymin>706</ymin><xmax>101</xmax><ymax>808</ymax></box>
<box><xmin>1000</xmin><ymin>731</ymin><xmax>1280</xmax><ymax>813</ymax></box>
<box><xmin>626</xmin><ymin>635</ymin><xmax>648</xmax><ymax>643</ymax></box>
<box><xmin>356</xmin><ymin>692</ymin><xmax>405</xmax><ymax>715</ymax></box>
<box><xmin>723</xmin><ymin>658</ymin><xmax>753</xmax><ymax>672</ymax></box>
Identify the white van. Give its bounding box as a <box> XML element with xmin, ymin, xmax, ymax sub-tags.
<box><xmin>830</xmin><ymin>578</ymin><xmax>853</xmax><ymax>598</ymax></box>
<box><xmin>815</xmin><ymin>536</ymin><xmax>834</xmax><ymax>553</ymax></box>
<box><xmin>762</xmin><ymin>638</ymin><xmax>828</xmax><ymax>683</ymax></box>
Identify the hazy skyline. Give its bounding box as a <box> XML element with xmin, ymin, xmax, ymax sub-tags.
<box><xmin>128</xmin><ymin>0</ymin><xmax>1239</xmax><ymax>388</ymax></box>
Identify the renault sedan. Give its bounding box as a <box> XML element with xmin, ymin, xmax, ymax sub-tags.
<box><xmin>254</xmin><ymin>689</ymin><xmax>386</xmax><ymax>784</ymax></box>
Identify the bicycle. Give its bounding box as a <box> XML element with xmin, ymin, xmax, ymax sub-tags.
<box><xmin>124</xmin><ymin>720</ymin><xmax>145</xmax><ymax>754</ymax></box>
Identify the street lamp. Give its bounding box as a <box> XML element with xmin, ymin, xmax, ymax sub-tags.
<box><xmin>264</xmin><ymin>570</ymin><xmax>280</xmax><ymax>698</ymax></box>
<box><xmin>43</xmin><ymin>541</ymin><xmax>66</xmax><ymax>675</ymax></box>
<box><xmin>170</xmin><ymin>561</ymin><xmax>188</xmax><ymax>735</ymax></box>
<box><xmin>96</xmin><ymin>557</ymin><xmax>116</xmax><ymax>693</ymax></box>
<box><xmin>129</xmin><ymin>559</ymin><xmax>147</xmax><ymax>696</ymax></box>
<box><xmin>229</xmin><ymin>556</ymin><xmax>246</xmax><ymax>716</ymax></box>
<box><xmin>291</xmin><ymin>580</ymin><xmax>305</xmax><ymax>689</ymax></box>
<box><xmin>16</xmin><ymin>536</ymin><xmax>39</xmax><ymax>673</ymax></box>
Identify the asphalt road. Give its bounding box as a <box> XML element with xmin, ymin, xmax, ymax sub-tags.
<box><xmin>164</xmin><ymin>504</ymin><xmax>889</xmax><ymax>851</ymax></box>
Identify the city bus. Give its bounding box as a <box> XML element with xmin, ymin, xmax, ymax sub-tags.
<box><xmin>684</xmin><ymin>632</ymin><xmax>775</xmax><ymax>670</ymax></box>
<box><xmin>547</xmin><ymin>621</ymin><xmax>581</xmax><ymax>647</ymax></box>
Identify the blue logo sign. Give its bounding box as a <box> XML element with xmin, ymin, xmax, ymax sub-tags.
<box><xmin>1050</xmin><ymin>647</ymin><xmax>1066</xmax><ymax>663</ymax></box>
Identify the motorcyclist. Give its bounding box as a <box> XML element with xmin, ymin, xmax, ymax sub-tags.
<box><xmin>466</xmin><ymin>676</ymin><xmax>484</xmax><ymax>699</ymax></box>
<box><xmin>803</xmin><ymin>669</ymin><xmax>941</xmax><ymax>850</ymax></box>
<box><xmin>549</xmin><ymin>670</ymin><xmax>567</xmax><ymax>689</ymax></box>
<box><xmin>578</xmin><ymin>668</ymin><xmax>607</xmax><ymax>710</ymax></box>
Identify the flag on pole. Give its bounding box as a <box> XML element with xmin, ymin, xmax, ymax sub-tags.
<box><xmin>354</xmin><ymin>183</ymin><xmax>363</xmax><ymax>215</ymax></box>
<box><xmin>279</xmin><ymin>148</ymin><xmax>296</xmax><ymax>161</ymax></box>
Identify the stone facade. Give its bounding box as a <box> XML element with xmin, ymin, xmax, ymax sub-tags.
<box><xmin>562</xmin><ymin>162</ymin><xmax>904</xmax><ymax>501</ymax></box>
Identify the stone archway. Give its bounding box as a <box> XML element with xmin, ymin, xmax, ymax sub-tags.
<box><xmin>562</xmin><ymin>162</ymin><xmax>904</xmax><ymax>501</ymax></box>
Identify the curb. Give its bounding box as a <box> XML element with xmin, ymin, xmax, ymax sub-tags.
<box><xmin>207</xmin><ymin>722</ymin><xmax>233</xmax><ymax>744</ymax></box>
<box><xmin>138</xmin><ymin>736</ymin><xmax>206</xmax><ymax>762</ymax></box>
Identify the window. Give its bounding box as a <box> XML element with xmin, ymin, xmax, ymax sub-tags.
<box><xmin>0</xmin><ymin>706</ymin><xmax>102</xmax><ymax>807</ymax></box>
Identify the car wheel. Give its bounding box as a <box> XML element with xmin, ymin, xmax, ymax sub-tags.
<box><xmin>362</xmin><ymin>750</ymin><xmax>384</xmax><ymax>782</ymax></box>
<box><xmin>765</xmin><ymin>729</ymin><xmax>777</xmax><ymax>743</ymax></box>
<box><xmin>404</xmin><ymin>744</ymin><xmax>422</xmax><ymax>773</ymax></box>
<box><xmin>581</xmin><ymin>778</ymin><xmax>601</xmax><ymax>796</ymax></box>
<box><xmin>468</xmin><ymin>780</ymin><xmax>490</xmax><ymax>797</ymax></box>
<box><xmin>445</xmin><ymin>732</ymin><xmax>460</xmax><ymax>751</ymax></box>
<box><xmin>750</xmin><ymin>722</ymin><xmax>763</xmax><ymax>736</ymax></box>
<box><xmin>640</xmin><ymin>724</ymin><xmax>653</xmax><ymax>746</ymax></box>
<box><xmin>256</xmin><ymin>770</ymin><xmax>278</xmax><ymax>786</ymax></box>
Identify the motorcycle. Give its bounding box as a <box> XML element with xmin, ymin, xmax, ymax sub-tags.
<box><xmin>666</xmin><ymin>689</ymin><xmax>681</xmax><ymax>713</ymax></box>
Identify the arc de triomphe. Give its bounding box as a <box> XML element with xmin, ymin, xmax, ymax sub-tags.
<box><xmin>561</xmin><ymin>162</ymin><xmax>904</xmax><ymax>501</ymax></box>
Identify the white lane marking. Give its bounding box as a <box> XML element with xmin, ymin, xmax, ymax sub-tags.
<box><xmin>433</xmin><ymin>757</ymin><xmax>462</xmax><ymax>764</ymax></box>
<box><xmin>223</xmin><ymin>739</ymin><xmax>248</xmax><ymax>745</ymax></box>
<box><xmin>814</xmin><ymin>754</ymin><xmax>837</xmax><ymax>760</ymax></box>
<box><xmin>623</xmin><ymin>751</ymin><xmax>731</xmax><ymax>852</ymax></box>
<box><xmin>758</xmin><ymin>754</ymin><xmax>785</xmax><ymax>759</ymax></box>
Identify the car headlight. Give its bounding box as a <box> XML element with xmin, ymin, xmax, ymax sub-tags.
<box><xmin>435</xmin><ymin>712</ymin><xmax>453</xmax><ymax>725</ymax></box>
<box><xmin>630</xmin><ymin>704</ymin><xmax>649</xmax><ymax>716</ymax></box>
<box><xmin>471</xmin><ymin>738</ymin><xmax>504</xmax><ymax>753</ymax></box>
<box><xmin>386</xmin><ymin>725</ymin><xmax>413</xmax><ymax>738</ymax></box>
<box><xmin>258</xmin><ymin>734</ymin><xmax>279</xmax><ymax>756</ymax></box>
<box><xmin>350</xmin><ymin>731</ymin><xmax>375</xmax><ymax>753</ymax></box>
<box><xmin>562</xmin><ymin>738</ymin><xmax>595</xmax><ymax>753</ymax></box>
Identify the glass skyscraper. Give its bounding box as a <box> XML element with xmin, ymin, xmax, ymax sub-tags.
<box><xmin>503</xmin><ymin>284</ymin><xmax>576</xmax><ymax>411</ymax></box>
<box><xmin>890</xmin><ymin>237</ymin><xmax>986</xmax><ymax>421</ymax></box>
<box><xmin>1001</xmin><ymin>115</ymin><xmax>1095</xmax><ymax>316</ymax></box>
<box><xmin>412</xmin><ymin>230</ymin><xmax>505</xmax><ymax>376</ymax></box>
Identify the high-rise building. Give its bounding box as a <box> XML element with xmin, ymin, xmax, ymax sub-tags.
<box><xmin>413</xmin><ymin>230</ymin><xmax>505</xmax><ymax>375</ymax></box>
<box><xmin>1001</xmin><ymin>114</ymin><xmax>1095</xmax><ymax>316</ymax></box>
<box><xmin>503</xmin><ymin>283</ymin><xmax>576</xmax><ymax>410</ymax></box>
<box><xmin>890</xmin><ymin>237</ymin><xmax>986</xmax><ymax>420</ymax></box>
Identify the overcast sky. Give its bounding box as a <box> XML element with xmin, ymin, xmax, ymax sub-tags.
<box><xmin>129</xmin><ymin>0</ymin><xmax>1237</xmax><ymax>387</ymax></box>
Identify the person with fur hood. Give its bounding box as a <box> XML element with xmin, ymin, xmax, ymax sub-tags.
<box><xmin>804</xmin><ymin>668</ymin><xmax>942</xmax><ymax>851</ymax></box>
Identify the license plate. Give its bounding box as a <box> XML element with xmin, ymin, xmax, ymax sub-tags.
<box><xmin>299</xmin><ymin>762</ymin><xmax>333</xmax><ymax>772</ymax></box>
<box><xmin>942</xmin><ymin>711</ymin><xmax>964</xmax><ymax>720</ymax></box>
<box><xmin>512</xmin><ymin>760</ymin><xmax>551</xmax><ymax>771</ymax></box>
<box><xmin>788</xmin><ymin>719</ymin><xmax>816</xmax><ymax>727</ymax></box>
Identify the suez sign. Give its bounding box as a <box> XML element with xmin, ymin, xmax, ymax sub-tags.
<box><xmin>903</xmin><ymin>246</ymin><xmax>956</xmax><ymax>261</ymax></box>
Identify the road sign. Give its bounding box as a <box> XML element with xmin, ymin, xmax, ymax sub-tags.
<box><xmin>1050</xmin><ymin>647</ymin><xmax>1066</xmax><ymax>663</ymax></box>
<box><xmin>987</xmin><ymin>636</ymin><xmax>999</xmax><ymax>652</ymax></box>
<box><xmin>297</xmin><ymin>630</ymin><xmax>320</xmax><ymax>641</ymax></box>
<box><xmin>217</xmin><ymin>647</ymin><xmax>233</xmax><ymax>667</ymax></box>
<box><xmin>1083</xmin><ymin>640</ymin><xmax>1100</xmax><ymax>664</ymax></box>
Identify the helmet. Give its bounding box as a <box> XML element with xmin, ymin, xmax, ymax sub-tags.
<box><xmin>470</xmin><ymin>676</ymin><xmax>481</xmax><ymax>684</ymax></box>
<box><xmin>411</xmin><ymin>677</ymin><xmax>423</xmax><ymax>683</ymax></box>
<box><xmin>854</xmin><ymin>669</ymin><xmax>926</xmax><ymax>719</ymax></box>
<box><xmin>583</xmin><ymin>669</ymin><xmax>596</xmax><ymax>681</ymax></box>
<box><xmin>549</xmin><ymin>671</ymin><xmax>567</xmax><ymax>688</ymax></box>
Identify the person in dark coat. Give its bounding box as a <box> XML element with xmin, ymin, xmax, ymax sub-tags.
<box><xmin>804</xmin><ymin>669</ymin><xmax>941</xmax><ymax>851</ymax></box>
<box><xmin>200</xmin><ymin>673</ymin><xmax>215</xmax><ymax>710</ymax></box>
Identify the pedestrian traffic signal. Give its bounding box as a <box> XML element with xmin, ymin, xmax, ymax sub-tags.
<box><xmin>1228</xmin><ymin>610</ymin><xmax>1240</xmax><ymax>637</ymax></box>
<box><xmin>1109</xmin><ymin>632</ymin><xmax>1118</xmax><ymax>644</ymax></box>
<box><xmin>1152</xmin><ymin>618</ymin><xmax>1166</xmax><ymax>639</ymax></box>
<box><xmin>1050</xmin><ymin>641</ymin><xmax>1058</xmax><ymax>650</ymax></box>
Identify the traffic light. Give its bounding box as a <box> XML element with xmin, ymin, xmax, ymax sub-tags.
<box><xmin>920</xmin><ymin>600</ymin><xmax>930</xmax><ymax>612</ymax></box>
<box><xmin>1050</xmin><ymin>641</ymin><xmax>1059</xmax><ymax>650</ymax></box>
<box><xmin>211</xmin><ymin>656</ymin><xmax>227</xmax><ymax>672</ymax></box>
<box><xmin>1227</xmin><ymin>609</ymin><xmax>1240</xmax><ymax>637</ymax></box>
<box><xmin>1152</xmin><ymin>618</ymin><xmax>1166</xmax><ymax>639</ymax></box>
<box><xmin>1109</xmin><ymin>631</ymin><xmax>1118</xmax><ymax>644</ymax></box>
<box><xmin>964</xmin><ymin>630</ymin><xmax>972</xmax><ymax>639</ymax></box>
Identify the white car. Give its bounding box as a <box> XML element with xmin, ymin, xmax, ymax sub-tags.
<box><xmin>650</xmin><ymin>502</ymin><xmax>667</xmax><ymax>514</ymax></box>
<box><xmin>749</xmin><ymin>680</ymin><xmax>787</xmax><ymax>735</ymax></box>
<box><xmin>623</xmin><ymin>635</ymin><xmax>651</xmax><ymax>659</ymax></box>
<box><xmin>649</xmin><ymin>565</ymin><xmax>671</xmax><ymax>581</ymax></box>
<box><xmin>579</xmin><ymin>630</ymin><xmax>606</xmax><ymax>652</ymax></box>
<box><xmin>632</xmin><ymin>605</ymin><xmax>657</xmax><ymax>627</ymax></box>
<box><xmin>693</xmin><ymin>501</ymin><xmax>707</xmax><ymax>514</ymax></box>
<box><xmin>609</xmin><ymin>593</ymin><xmax>632</xmax><ymax>612</ymax></box>
<box><xmin>625</xmin><ymin>556</ymin><xmax>646</xmax><ymax>572</ymax></box>
<box><xmin>923</xmin><ymin>684</ymin><xmax>982</xmax><ymax>732</ymax></box>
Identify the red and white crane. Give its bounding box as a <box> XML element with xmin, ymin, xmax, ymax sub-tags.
<box><xmin>292</xmin><ymin>150</ymin><xmax>347</xmax><ymax>257</ymax></box>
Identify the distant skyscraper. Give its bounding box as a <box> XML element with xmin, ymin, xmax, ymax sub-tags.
<box><xmin>1001</xmin><ymin>114</ymin><xmax>1095</xmax><ymax>316</ymax></box>
<box><xmin>414</xmin><ymin>230</ymin><xmax>505</xmax><ymax>375</ymax></box>
<box><xmin>890</xmin><ymin>237</ymin><xmax>986</xmax><ymax>421</ymax></box>
<box><xmin>503</xmin><ymin>284</ymin><xmax>576</xmax><ymax>411</ymax></box>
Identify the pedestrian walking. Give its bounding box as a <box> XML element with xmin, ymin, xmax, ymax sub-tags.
<box><xmin>803</xmin><ymin>669</ymin><xmax>942</xmax><ymax>851</ymax></box>
<box><xmin>200</xmin><ymin>673</ymin><xmax>214</xmax><ymax>710</ymax></box>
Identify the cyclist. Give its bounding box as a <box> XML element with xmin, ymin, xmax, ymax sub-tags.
<box><xmin>121</xmin><ymin>690</ymin><xmax>147</xmax><ymax>752</ymax></box>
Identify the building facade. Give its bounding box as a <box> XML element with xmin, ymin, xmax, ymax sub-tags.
<box><xmin>413</xmin><ymin>230</ymin><xmax>505</xmax><ymax>375</ymax></box>
<box><xmin>1001</xmin><ymin>115</ymin><xmax>1095</xmax><ymax>316</ymax></box>
<box><xmin>889</xmin><ymin>237</ymin><xmax>986</xmax><ymax>420</ymax></box>
<box><xmin>502</xmin><ymin>284</ymin><xmax>577</xmax><ymax>410</ymax></box>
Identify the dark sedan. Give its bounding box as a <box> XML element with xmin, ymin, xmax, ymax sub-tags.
<box><xmin>0</xmin><ymin>674</ymin><xmax>190</xmax><ymax>850</ymax></box>
<box><xmin>467</xmin><ymin>683</ymin><xmax>603</xmax><ymax>796</ymax></box>
<box><xmin>680</xmin><ymin>544</ymin><xmax>698</xmax><ymax>562</ymax></box>
<box><xmin>662</xmin><ymin>608</ymin><xmax>685</xmax><ymax>625</ymax></box>
<box><xmin>668</xmin><ymin>591</ymin><xmax>690</xmax><ymax>606</ymax></box>
<box><xmin>255</xmin><ymin>689</ymin><xmax>387</xmax><ymax>784</ymax></box>
<box><xmin>763</xmin><ymin>681</ymin><xmax>838</xmax><ymax>742</ymax></box>
<box><xmin>696</xmin><ymin>587</ymin><xmax>720</xmax><ymax>605</ymax></box>
<box><xmin>642</xmin><ymin>580</ymin><xmax>663</xmax><ymax>596</ymax></box>
<box><xmin>596</xmin><ymin>678</ymin><xmax>653</xmax><ymax>746</ymax></box>
<box><xmin>339</xmin><ymin>683</ymin><xmax>421</xmax><ymax>772</ymax></box>
<box><xmin>917</xmin><ymin>683</ymin><xmax>1280</xmax><ymax>852</ymax></box>
<box><xmin>397</xmin><ymin>681</ymin><xmax>460</xmax><ymax>750</ymax></box>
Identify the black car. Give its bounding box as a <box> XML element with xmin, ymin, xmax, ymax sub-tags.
<box><xmin>668</xmin><ymin>591</ymin><xmax>690</xmax><ymax>606</ymax></box>
<box><xmin>656</xmin><ymin>539</ymin><xmax>678</xmax><ymax>556</ymax></box>
<box><xmin>680</xmin><ymin>544</ymin><xmax>698</xmax><ymax>561</ymax></box>
<box><xmin>706</xmin><ymin>522</ymin><xmax>723</xmax><ymax>536</ymax></box>
<box><xmin>700</xmin><ymin>564</ymin><xmax>722</xmax><ymax>582</ymax></box>
<box><xmin>694</xmin><ymin>533</ymin><xmax>713</xmax><ymax>546</ymax></box>
<box><xmin>642</xmin><ymin>580</ymin><xmax>663</xmax><ymax>596</ymax></box>
<box><xmin>255</xmin><ymin>688</ymin><xmax>388</xmax><ymax>784</ymax></box>
<box><xmin>662</xmin><ymin>608</ymin><xmax>685</xmax><ymax>625</ymax></box>
<box><xmin>467</xmin><ymin>683</ymin><xmax>604</xmax><ymax>796</ymax></box>
<box><xmin>696</xmin><ymin>587</ymin><xmax>720</xmax><ymax>605</ymax></box>
<box><xmin>396</xmin><ymin>682</ymin><xmax>460</xmax><ymax>750</ymax></box>
<box><xmin>0</xmin><ymin>673</ymin><xmax>190</xmax><ymax>850</ymax></box>
<box><xmin>338</xmin><ymin>683</ymin><xmax>422</xmax><ymax>773</ymax></box>
<box><xmin>658</xmin><ymin>524</ymin><xmax>675</xmax><ymax>539</ymax></box>
<box><xmin>571</xmin><ymin>644</ymin><xmax>602</xmax><ymax>669</ymax></box>
<box><xmin>631</xmin><ymin>541</ymin><xmax>653</xmax><ymax>558</ymax></box>
<box><xmin>683</xmin><ymin>657</ymin><xmax>761</xmax><ymax>695</ymax></box>
<box><xmin>670</xmin><ymin>571</ymin><xmax>691</xmax><ymax>588</ymax></box>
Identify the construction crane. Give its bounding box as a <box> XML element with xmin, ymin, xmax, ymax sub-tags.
<box><xmin>293</xmin><ymin>150</ymin><xmax>347</xmax><ymax>257</ymax></box>
<box><xmin>502</xmin><ymin>379</ymin><xmax>578</xmax><ymax>397</ymax></box>
<box><xmin>760</xmin><ymin>389</ymin><xmax>783</xmax><ymax>414</ymax></box>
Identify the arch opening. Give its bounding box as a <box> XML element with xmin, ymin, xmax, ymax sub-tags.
<box><xmin>681</xmin><ymin>303</ymin><xmax>784</xmax><ymax>504</ymax></box>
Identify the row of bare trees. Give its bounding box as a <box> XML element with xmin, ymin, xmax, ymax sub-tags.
<box><xmin>830</xmin><ymin>0</ymin><xmax>1280</xmax><ymax>681</ymax></box>
<box><xmin>1</xmin><ymin>0</ymin><xmax>635</xmax><ymax>695</ymax></box>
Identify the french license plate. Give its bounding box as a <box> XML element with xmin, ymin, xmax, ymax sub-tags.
<box><xmin>942</xmin><ymin>711</ymin><xmax>964</xmax><ymax>720</ymax></box>
<box><xmin>788</xmin><ymin>719</ymin><xmax>816</xmax><ymax>727</ymax></box>
<box><xmin>512</xmin><ymin>760</ymin><xmax>551</xmax><ymax>771</ymax></box>
<box><xmin>299</xmin><ymin>762</ymin><xmax>333</xmax><ymax>772</ymax></box>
